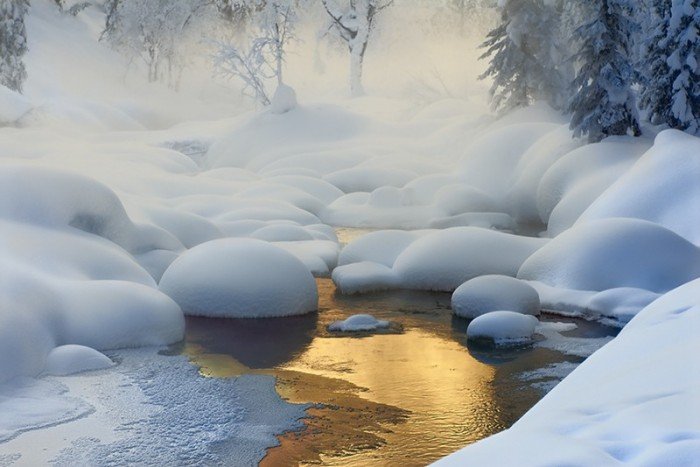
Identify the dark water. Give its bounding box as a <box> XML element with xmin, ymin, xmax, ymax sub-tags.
<box><xmin>174</xmin><ymin>278</ymin><xmax>618</xmax><ymax>466</ymax></box>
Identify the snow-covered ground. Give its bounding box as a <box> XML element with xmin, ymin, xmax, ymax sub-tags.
<box><xmin>1</xmin><ymin>1</ymin><xmax>699</xmax><ymax>465</ymax></box>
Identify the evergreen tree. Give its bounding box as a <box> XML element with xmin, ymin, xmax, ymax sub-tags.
<box><xmin>666</xmin><ymin>0</ymin><xmax>699</xmax><ymax>133</ymax></box>
<box><xmin>0</xmin><ymin>0</ymin><xmax>29</xmax><ymax>93</ymax></box>
<box><xmin>480</xmin><ymin>0</ymin><xmax>569</xmax><ymax>112</ymax></box>
<box><xmin>638</xmin><ymin>0</ymin><xmax>673</xmax><ymax>125</ymax></box>
<box><xmin>568</xmin><ymin>0</ymin><xmax>641</xmax><ymax>142</ymax></box>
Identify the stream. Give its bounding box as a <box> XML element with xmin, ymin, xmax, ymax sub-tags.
<box><xmin>176</xmin><ymin>275</ymin><xmax>617</xmax><ymax>466</ymax></box>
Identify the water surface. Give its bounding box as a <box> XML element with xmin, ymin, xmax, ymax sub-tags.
<box><xmin>179</xmin><ymin>279</ymin><xmax>616</xmax><ymax>466</ymax></box>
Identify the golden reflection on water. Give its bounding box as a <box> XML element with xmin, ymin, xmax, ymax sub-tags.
<box><xmin>181</xmin><ymin>279</ymin><xmax>549</xmax><ymax>466</ymax></box>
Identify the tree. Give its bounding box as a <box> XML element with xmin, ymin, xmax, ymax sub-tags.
<box><xmin>568</xmin><ymin>0</ymin><xmax>641</xmax><ymax>142</ymax></box>
<box><xmin>321</xmin><ymin>0</ymin><xmax>394</xmax><ymax>96</ymax></box>
<box><xmin>213</xmin><ymin>0</ymin><xmax>298</xmax><ymax>105</ymax></box>
<box><xmin>102</xmin><ymin>0</ymin><xmax>213</xmax><ymax>87</ymax></box>
<box><xmin>641</xmin><ymin>0</ymin><xmax>699</xmax><ymax>133</ymax></box>
<box><xmin>638</xmin><ymin>0</ymin><xmax>673</xmax><ymax>125</ymax></box>
<box><xmin>479</xmin><ymin>0</ymin><xmax>570</xmax><ymax>112</ymax></box>
<box><xmin>0</xmin><ymin>0</ymin><xmax>29</xmax><ymax>93</ymax></box>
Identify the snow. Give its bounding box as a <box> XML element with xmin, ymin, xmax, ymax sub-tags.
<box><xmin>159</xmin><ymin>238</ymin><xmax>318</xmax><ymax>318</ymax></box>
<box><xmin>437</xmin><ymin>279</ymin><xmax>700</xmax><ymax>467</ymax></box>
<box><xmin>451</xmin><ymin>275</ymin><xmax>540</xmax><ymax>319</ymax></box>
<box><xmin>332</xmin><ymin>261</ymin><xmax>399</xmax><ymax>294</ymax></box>
<box><xmin>577</xmin><ymin>130</ymin><xmax>700</xmax><ymax>245</ymax></box>
<box><xmin>44</xmin><ymin>345</ymin><xmax>113</xmax><ymax>376</ymax></box>
<box><xmin>0</xmin><ymin>85</ymin><xmax>32</xmax><ymax>123</ymax></box>
<box><xmin>519</xmin><ymin>218</ymin><xmax>700</xmax><ymax>293</ymax></box>
<box><xmin>393</xmin><ymin>227</ymin><xmax>547</xmax><ymax>291</ymax></box>
<box><xmin>328</xmin><ymin>314</ymin><xmax>390</xmax><ymax>332</ymax></box>
<box><xmin>269</xmin><ymin>84</ymin><xmax>298</xmax><ymax>114</ymax></box>
<box><xmin>466</xmin><ymin>311</ymin><xmax>539</xmax><ymax>346</ymax></box>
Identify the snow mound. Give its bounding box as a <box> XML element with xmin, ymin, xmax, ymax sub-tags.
<box><xmin>328</xmin><ymin>314</ymin><xmax>390</xmax><ymax>332</ymax></box>
<box><xmin>458</xmin><ymin>122</ymin><xmax>560</xmax><ymax>200</ymax></box>
<box><xmin>0</xmin><ymin>85</ymin><xmax>32</xmax><ymax>123</ymax></box>
<box><xmin>536</xmin><ymin>136</ymin><xmax>650</xmax><ymax>235</ymax></box>
<box><xmin>45</xmin><ymin>345</ymin><xmax>113</xmax><ymax>376</ymax></box>
<box><xmin>332</xmin><ymin>261</ymin><xmax>399</xmax><ymax>294</ymax></box>
<box><xmin>338</xmin><ymin>230</ymin><xmax>422</xmax><ymax>267</ymax></box>
<box><xmin>269</xmin><ymin>84</ymin><xmax>297</xmax><ymax>114</ymax></box>
<box><xmin>577</xmin><ymin>130</ymin><xmax>700</xmax><ymax>245</ymax></box>
<box><xmin>159</xmin><ymin>239</ymin><xmax>318</xmax><ymax>318</ymax></box>
<box><xmin>394</xmin><ymin>228</ymin><xmax>547</xmax><ymax>291</ymax></box>
<box><xmin>519</xmin><ymin>218</ymin><xmax>700</xmax><ymax>293</ymax></box>
<box><xmin>466</xmin><ymin>311</ymin><xmax>539</xmax><ymax>346</ymax></box>
<box><xmin>452</xmin><ymin>275</ymin><xmax>540</xmax><ymax>319</ymax></box>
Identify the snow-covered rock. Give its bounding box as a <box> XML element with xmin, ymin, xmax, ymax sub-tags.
<box><xmin>44</xmin><ymin>345</ymin><xmax>113</xmax><ymax>376</ymax></box>
<box><xmin>452</xmin><ymin>275</ymin><xmax>540</xmax><ymax>319</ymax></box>
<box><xmin>159</xmin><ymin>239</ymin><xmax>318</xmax><ymax>318</ymax></box>
<box><xmin>332</xmin><ymin>261</ymin><xmax>399</xmax><ymax>294</ymax></box>
<box><xmin>466</xmin><ymin>311</ymin><xmax>539</xmax><ymax>346</ymax></box>
<box><xmin>394</xmin><ymin>227</ymin><xmax>547</xmax><ymax>291</ymax></box>
<box><xmin>338</xmin><ymin>230</ymin><xmax>422</xmax><ymax>267</ymax></box>
<box><xmin>519</xmin><ymin>218</ymin><xmax>700</xmax><ymax>293</ymax></box>
<box><xmin>577</xmin><ymin>130</ymin><xmax>700</xmax><ymax>245</ymax></box>
<box><xmin>269</xmin><ymin>84</ymin><xmax>297</xmax><ymax>114</ymax></box>
<box><xmin>328</xmin><ymin>314</ymin><xmax>390</xmax><ymax>332</ymax></box>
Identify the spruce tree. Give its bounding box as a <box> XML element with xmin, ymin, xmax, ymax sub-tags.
<box><xmin>638</xmin><ymin>0</ymin><xmax>673</xmax><ymax>125</ymax></box>
<box><xmin>480</xmin><ymin>0</ymin><xmax>569</xmax><ymax>112</ymax></box>
<box><xmin>666</xmin><ymin>0</ymin><xmax>699</xmax><ymax>133</ymax></box>
<box><xmin>568</xmin><ymin>0</ymin><xmax>641</xmax><ymax>142</ymax></box>
<box><xmin>0</xmin><ymin>0</ymin><xmax>30</xmax><ymax>93</ymax></box>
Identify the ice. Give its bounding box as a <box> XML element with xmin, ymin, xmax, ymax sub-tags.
<box><xmin>44</xmin><ymin>345</ymin><xmax>113</xmax><ymax>376</ymax></box>
<box><xmin>328</xmin><ymin>314</ymin><xmax>390</xmax><ymax>332</ymax></box>
<box><xmin>466</xmin><ymin>311</ymin><xmax>539</xmax><ymax>346</ymax></box>
<box><xmin>519</xmin><ymin>218</ymin><xmax>700</xmax><ymax>293</ymax></box>
<box><xmin>159</xmin><ymin>238</ymin><xmax>318</xmax><ymax>318</ymax></box>
<box><xmin>451</xmin><ymin>275</ymin><xmax>540</xmax><ymax>319</ymax></box>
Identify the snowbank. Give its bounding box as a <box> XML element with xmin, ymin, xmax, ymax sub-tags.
<box><xmin>452</xmin><ymin>275</ymin><xmax>540</xmax><ymax>319</ymax></box>
<box><xmin>577</xmin><ymin>130</ymin><xmax>700</xmax><ymax>245</ymax></box>
<box><xmin>519</xmin><ymin>218</ymin><xmax>700</xmax><ymax>293</ymax></box>
<box><xmin>0</xmin><ymin>85</ymin><xmax>32</xmax><ymax>123</ymax></box>
<box><xmin>437</xmin><ymin>279</ymin><xmax>700</xmax><ymax>466</ymax></box>
<box><xmin>159</xmin><ymin>239</ymin><xmax>318</xmax><ymax>318</ymax></box>
<box><xmin>466</xmin><ymin>311</ymin><xmax>539</xmax><ymax>346</ymax></box>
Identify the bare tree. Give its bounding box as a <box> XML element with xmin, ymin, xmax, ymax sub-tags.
<box><xmin>321</xmin><ymin>0</ymin><xmax>393</xmax><ymax>96</ymax></box>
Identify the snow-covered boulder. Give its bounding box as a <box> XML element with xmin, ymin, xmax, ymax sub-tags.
<box><xmin>535</xmin><ymin>136</ymin><xmax>651</xmax><ymax>234</ymax></box>
<box><xmin>332</xmin><ymin>261</ymin><xmax>399</xmax><ymax>294</ymax></box>
<box><xmin>466</xmin><ymin>311</ymin><xmax>539</xmax><ymax>346</ymax></box>
<box><xmin>159</xmin><ymin>239</ymin><xmax>318</xmax><ymax>318</ymax></box>
<box><xmin>393</xmin><ymin>227</ymin><xmax>547</xmax><ymax>291</ymax></box>
<box><xmin>577</xmin><ymin>130</ymin><xmax>700</xmax><ymax>245</ymax></box>
<box><xmin>269</xmin><ymin>84</ymin><xmax>297</xmax><ymax>114</ymax></box>
<box><xmin>452</xmin><ymin>275</ymin><xmax>540</xmax><ymax>319</ymax></box>
<box><xmin>518</xmin><ymin>218</ymin><xmax>700</xmax><ymax>293</ymax></box>
<box><xmin>338</xmin><ymin>230</ymin><xmax>421</xmax><ymax>267</ymax></box>
<box><xmin>44</xmin><ymin>345</ymin><xmax>113</xmax><ymax>376</ymax></box>
<box><xmin>328</xmin><ymin>314</ymin><xmax>389</xmax><ymax>332</ymax></box>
